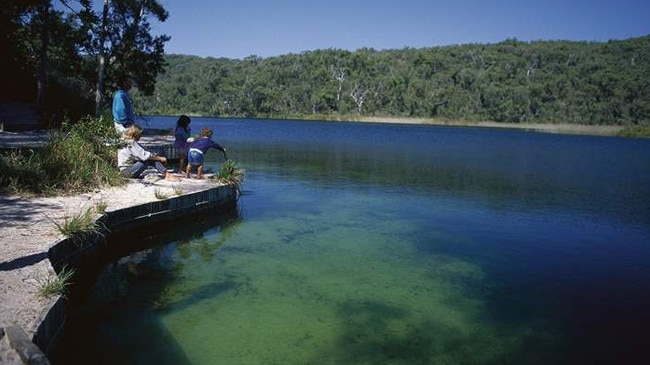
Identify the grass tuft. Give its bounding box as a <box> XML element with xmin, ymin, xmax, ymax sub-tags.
<box><xmin>36</xmin><ymin>266</ymin><xmax>75</xmax><ymax>300</ymax></box>
<box><xmin>154</xmin><ymin>188</ymin><xmax>169</xmax><ymax>200</ymax></box>
<box><xmin>214</xmin><ymin>160</ymin><xmax>245</xmax><ymax>191</ymax></box>
<box><xmin>49</xmin><ymin>206</ymin><xmax>104</xmax><ymax>240</ymax></box>
<box><xmin>95</xmin><ymin>200</ymin><xmax>108</xmax><ymax>214</ymax></box>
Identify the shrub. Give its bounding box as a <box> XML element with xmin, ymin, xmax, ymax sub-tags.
<box><xmin>618</xmin><ymin>123</ymin><xmax>650</xmax><ymax>138</ymax></box>
<box><xmin>0</xmin><ymin>116</ymin><xmax>125</xmax><ymax>195</ymax></box>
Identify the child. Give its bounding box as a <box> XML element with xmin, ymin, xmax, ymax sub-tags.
<box><xmin>117</xmin><ymin>125</ymin><xmax>178</xmax><ymax>180</ymax></box>
<box><xmin>185</xmin><ymin>127</ymin><xmax>227</xmax><ymax>179</ymax></box>
<box><xmin>174</xmin><ymin>115</ymin><xmax>192</xmax><ymax>173</ymax></box>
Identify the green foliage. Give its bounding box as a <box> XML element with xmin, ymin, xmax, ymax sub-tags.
<box><xmin>1</xmin><ymin>0</ymin><xmax>170</xmax><ymax>121</ymax></box>
<box><xmin>101</xmin><ymin>0</ymin><xmax>170</xmax><ymax>96</ymax></box>
<box><xmin>214</xmin><ymin>160</ymin><xmax>245</xmax><ymax>191</ymax></box>
<box><xmin>134</xmin><ymin>36</ymin><xmax>650</xmax><ymax>125</ymax></box>
<box><xmin>0</xmin><ymin>116</ymin><xmax>124</xmax><ymax>195</ymax></box>
<box><xmin>95</xmin><ymin>200</ymin><xmax>108</xmax><ymax>214</ymax></box>
<box><xmin>37</xmin><ymin>265</ymin><xmax>75</xmax><ymax>300</ymax></box>
<box><xmin>617</xmin><ymin>123</ymin><xmax>650</xmax><ymax>138</ymax></box>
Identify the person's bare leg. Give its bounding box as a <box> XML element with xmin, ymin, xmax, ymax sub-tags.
<box><xmin>178</xmin><ymin>157</ymin><xmax>185</xmax><ymax>174</ymax></box>
<box><xmin>165</xmin><ymin>171</ymin><xmax>180</xmax><ymax>181</ymax></box>
<box><xmin>197</xmin><ymin>165</ymin><xmax>204</xmax><ymax>179</ymax></box>
<box><xmin>185</xmin><ymin>164</ymin><xmax>192</xmax><ymax>178</ymax></box>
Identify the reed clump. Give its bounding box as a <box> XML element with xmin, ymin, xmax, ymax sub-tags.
<box><xmin>214</xmin><ymin>160</ymin><xmax>245</xmax><ymax>191</ymax></box>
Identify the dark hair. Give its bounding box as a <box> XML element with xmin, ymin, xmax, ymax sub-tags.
<box><xmin>176</xmin><ymin>115</ymin><xmax>191</xmax><ymax>131</ymax></box>
<box><xmin>116</xmin><ymin>75</ymin><xmax>132</xmax><ymax>89</ymax></box>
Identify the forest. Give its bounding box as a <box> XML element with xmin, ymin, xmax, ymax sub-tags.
<box><xmin>134</xmin><ymin>36</ymin><xmax>650</xmax><ymax>125</ymax></box>
<box><xmin>2</xmin><ymin>1</ymin><xmax>649</xmax><ymax>127</ymax></box>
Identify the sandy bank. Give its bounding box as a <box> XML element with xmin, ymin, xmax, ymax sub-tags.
<box><xmin>344</xmin><ymin>116</ymin><xmax>625</xmax><ymax>136</ymax></box>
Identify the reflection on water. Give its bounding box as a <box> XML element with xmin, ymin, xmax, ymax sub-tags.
<box><xmin>53</xmin><ymin>119</ymin><xmax>650</xmax><ymax>365</ymax></box>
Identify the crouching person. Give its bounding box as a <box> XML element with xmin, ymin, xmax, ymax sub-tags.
<box><xmin>117</xmin><ymin>125</ymin><xmax>177</xmax><ymax>180</ymax></box>
<box><xmin>185</xmin><ymin>127</ymin><xmax>227</xmax><ymax>179</ymax></box>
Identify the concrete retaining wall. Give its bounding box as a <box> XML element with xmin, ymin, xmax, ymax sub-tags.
<box><xmin>27</xmin><ymin>183</ymin><xmax>237</xmax><ymax>363</ymax></box>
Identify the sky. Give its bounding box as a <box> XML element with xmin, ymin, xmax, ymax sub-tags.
<box><xmin>143</xmin><ymin>0</ymin><xmax>649</xmax><ymax>59</ymax></box>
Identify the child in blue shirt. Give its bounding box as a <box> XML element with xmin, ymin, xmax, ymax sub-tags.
<box><xmin>185</xmin><ymin>127</ymin><xmax>227</xmax><ymax>179</ymax></box>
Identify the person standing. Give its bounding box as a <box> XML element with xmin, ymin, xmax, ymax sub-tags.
<box><xmin>112</xmin><ymin>76</ymin><xmax>137</xmax><ymax>134</ymax></box>
<box><xmin>174</xmin><ymin>115</ymin><xmax>192</xmax><ymax>173</ymax></box>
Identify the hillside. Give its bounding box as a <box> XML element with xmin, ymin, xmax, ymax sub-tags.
<box><xmin>134</xmin><ymin>36</ymin><xmax>650</xmax><ymax>126</ymax></box>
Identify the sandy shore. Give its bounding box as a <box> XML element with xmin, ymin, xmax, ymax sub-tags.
<box><xmin>344</xmin><ymin>116</ymin><xmax>625</xmax><ymax>136</ymax></box>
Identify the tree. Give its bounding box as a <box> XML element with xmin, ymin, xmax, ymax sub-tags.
<box><xmin>94</xmin><ymin>0</ymin><xmax>170</xmax><ymax>115</ymax></box>
<box><xmin>1</xmin><ymin>0</ymin><xmax>169</xmax><ymax>122</ymax></box>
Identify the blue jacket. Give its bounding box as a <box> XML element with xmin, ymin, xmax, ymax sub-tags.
<box><xmin>112</xmin><ymin>89</ymin><xmax>136</xmax><ymax>124</ymax></box>
<box><xmin>189</xmin><ymin>137</ymin><xmax>225</xmax><ymax>153</ymax></box>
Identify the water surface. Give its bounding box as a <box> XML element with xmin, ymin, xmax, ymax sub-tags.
<box><xmin>54</xmin><ymin>118</ymin><xmax>650</xmax><ymax>364</ymax></box>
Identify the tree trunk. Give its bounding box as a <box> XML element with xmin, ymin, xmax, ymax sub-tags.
<box><xmin>36</xmin><ymin>1</ymin><xmax>50</xmax><ymax>111</ymax></box>
<box><xmin>95</xmin><ymin>0</ymin><xmax>110</xmax><ymax>117</ymax></box>
<box><xmin>350</xmin><ymin>83</ymin><xmax>368</xmax><ymax>115</ymax></box>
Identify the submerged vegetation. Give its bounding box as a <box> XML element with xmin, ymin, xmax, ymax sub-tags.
<box><xmin>0</xmin><ymin>117</ymin><xmax>124</xmax><ymax>195</ymax></box>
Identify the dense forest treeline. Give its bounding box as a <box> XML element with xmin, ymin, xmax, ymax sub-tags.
<box><xmin>134</xmin><ymin>36</ymin><xmax>650</xmax><ymax>125</ymax></box>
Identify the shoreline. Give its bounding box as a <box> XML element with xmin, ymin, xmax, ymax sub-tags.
<box><xmin>169</xmin><ymin>115</ymin><xmax>628</xmax><ymax>137</ymax></box>
<box><xmin>338</xmin><ymin>116</ymin><xmax>625</xmax><ymax>136</ymax></box>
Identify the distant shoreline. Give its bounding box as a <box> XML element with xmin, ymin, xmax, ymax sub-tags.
<box><xmin>148</xmin><ymin>114</ymin><xmax>627</xmax><ymax>137</ymax></box>
<box><xmin>309</xmin><ymin>115</ymin><xmax>626</xmax><ymax>137</ymax></box>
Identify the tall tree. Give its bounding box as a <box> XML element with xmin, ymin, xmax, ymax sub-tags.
<box><xmin>94</xmin><ymin>0</ymin><xmax>170</xmax><ymax>114</ymax></box>
<box><xmin>36</xmin><ymin>1</ymin><xmax>51</xmax><ymax>109</ymax></box>
<box><xmin>95</xmin><ymin>0</ymin><xmax>109</xmax><ymax>116</ymax></box>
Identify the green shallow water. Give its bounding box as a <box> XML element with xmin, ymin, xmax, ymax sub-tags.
<box><xmin>63</xmin><ymin>182</ymin><xmax>557</xmax><ymax>365</ymax></box>
<box><xmin>163</xmin><ymin>202</ymin><xmax>507</xmax><ymax>364</ymax></box>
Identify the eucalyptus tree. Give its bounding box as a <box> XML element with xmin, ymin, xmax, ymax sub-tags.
<box><xmin>93</xmin><ymin>0</ymin><xmax>170</xmax><ymax>115</ymax></box>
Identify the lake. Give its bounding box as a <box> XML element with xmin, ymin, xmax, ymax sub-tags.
<box><xmin>52</xmin><ymin>117</ymin><xmax>650</xmax><ymax>364</ymax></box>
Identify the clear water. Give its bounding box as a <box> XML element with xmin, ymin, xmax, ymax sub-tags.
<box><xmin>53</xmin><ymin>118</ymin><xmax>650</xmax><ymax>365</ymax></box>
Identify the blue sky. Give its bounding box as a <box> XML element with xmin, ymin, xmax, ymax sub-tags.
<box><xmin>148</xmin><ymin>0</ymin><xmax>648</xmax><ymax>59</ymax></box>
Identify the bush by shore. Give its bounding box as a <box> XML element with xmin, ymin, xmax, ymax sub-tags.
<box><xmin>0</xmin><ymin>117</ymin><xmax>124</xmax><ymax>196</ymax></box>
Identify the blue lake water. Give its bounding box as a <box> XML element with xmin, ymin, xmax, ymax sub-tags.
<box><xmin>53</xmin><ymin>117</ymin><xmax>650</xmax><ymax>364</ymax></box>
